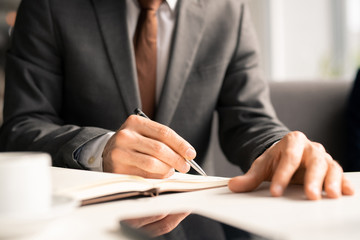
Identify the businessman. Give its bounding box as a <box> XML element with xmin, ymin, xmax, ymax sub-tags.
<box><xmin>0</xmin><ymin>0</ymin><xmax>354</xmax><ymax>200</ymax></box>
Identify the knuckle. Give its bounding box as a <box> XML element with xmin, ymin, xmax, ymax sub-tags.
<box><xmin>153</xmin><ymin>142</ymin><xmax>166</xmax><ymax>154</ymax></box>
<box><xmin>157</xmin><ymin>126</ymin><xmax>172</xmax><ymax>139</ymax></box>
<box><xmin>127</xmin><ymin>114</ymin><xmax>140</xmax><ymax>123</ymax></box>
<box><xmin>177</xmin><ymin>140</ymin><xmax>189</xmax><ymax>153</ymax></box>
<box><xmin>325</xmin><ymin>153</ymin><xmax>335</xmax><ymax>163</ymax></box>
<box><xmin>305</xmin><ymin>145</ymin><xmax>329</xmax><ymax>168</ymax></box>
<box><xmin>123</xmin><ymin>115</ymin><xmax>142</xmax><ymax>129</ymax></box>
<box><xmin>307</xmin><ymin>144</ymin><xmax>317</xmax><ymax>153</ymax></box>
<box><xmin>116</xmin><ymin>129</ymin><xmax>133</xmax><ymax>141</ymax></box>
<box><xmin>307</xmin><ymin>143</ymin><xmax>321</xmax><ymax>155</ymax></box>
<box><xmin>287</xmin><ymin>131</ymin><xmax>306</xmax><ymax>141</ymax></box>
<box><xmin>312</xmin><ymin>142</ymin><xmax>326</xmax><ymax>153</ymax></box>
<box><xmin>329</xmin><ymin>160</ymin><xmax>343</xmax><ymax>171</ymax></box>
<box><xmin>143</xmin><ymin>157</ymin><xmax>158</xmax><ymax>171</ymax></box>
<box><xmin>325</xmin><ymin>152</ymin><xmax>333</xmax><ymax>160</ymax></box>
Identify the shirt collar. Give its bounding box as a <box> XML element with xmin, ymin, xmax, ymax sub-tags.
<box><xmin>166</xmin><ymin>0</ymin><xmax>178</xmax><ymax>12</ymax></box>
<box><xmin>131</xmin><ymin>0</ymin><xmax>178</xmax><ymax>12</ymax></box>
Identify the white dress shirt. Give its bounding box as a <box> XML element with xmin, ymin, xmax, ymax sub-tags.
<box><xmin>78</xmin><ymin>0</ymin><xmax>178</xmax><ymax>171</ymax></box>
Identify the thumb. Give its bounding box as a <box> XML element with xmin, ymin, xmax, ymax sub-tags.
<box><xmin>228</xmin><ymin>158</ymin><xmax>268</xmax><ymax>193</ymax></box>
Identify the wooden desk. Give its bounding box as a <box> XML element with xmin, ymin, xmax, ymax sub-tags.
<box><xmin>26</xmin><ymin>169</ymin><xmax>360</xmax><ymax>240</ymax></box>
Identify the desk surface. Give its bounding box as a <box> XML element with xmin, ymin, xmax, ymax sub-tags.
<box><xmin>24</xmin><ymin>169</ymin><xmax>360</xmax><ymax>240</ymax></box>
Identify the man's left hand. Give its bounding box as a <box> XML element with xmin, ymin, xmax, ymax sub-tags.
<box><xmin>228</xmin><ymin>131</ymin><xmax>355</xmax><ymax>200</ymax></box>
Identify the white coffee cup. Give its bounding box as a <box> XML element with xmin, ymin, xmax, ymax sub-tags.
<box><xmin>0</xmin><ymin>152</ymin><xmax>52</xmax><ymax>218</ymax></box>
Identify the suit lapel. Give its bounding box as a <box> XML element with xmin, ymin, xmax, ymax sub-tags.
<box><xmin>156</xmin><ymin>0</ymin><xmax>207</xmax><ymax>125</ymax></box>
<box><xmin>91</xmin><ymin>0</ymin><xmax>140</xmax><ymax>116</ymax></box>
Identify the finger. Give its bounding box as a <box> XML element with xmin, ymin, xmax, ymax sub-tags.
<box><xmin>303</xmin><ymin>149</ymin><xmax>328</xmax><ymax>200</ymax></box>
<box><xmin>126</xmin><ymin>115</ymin><xmax>196</xmax><ymax>160</ymax></box>
<box><xmin>342</xmin><ymin>176</ymin><xmax>355</xmax><ymax>196</ymax></box>
<box><xmin>324</xmin><ymin>160</ymin><xmax>342</xmax><ymax>198</ymax></box>
<box><xmin>106</xmin><ymin>129</ymin><xmax>187</xmax><ymax>174</ymax></box>
<box><xmin>131</xmin><ymin>134</ymin><xmax>191</xmax><ymax>173</ymax></box>
<box><xmin>142</xmin><ymin>212</ymin><xmax>190</xmax><ymax>237</ymax></box>
<box><xmin>6</xmin><ymin>12</ymin><xmax>16</xmax><ymax>27</ymax></box>
<box><xmin>118</xmin><ymin>164</ymin><xmax>175</xmax><ymax>179</ymax></box>
<box><xmin>228</xmin><ymin>156</ymin><xmax>268</xmax><ymax>193</ymax></box>
<box><xmin>270</xmin><ymin>134</ymin><xmax>306</xmax><ymax>197</ymax></box>
<box><xmin>123</xmin><ymin>214</ymin><xmax>168</xmax><ymax>228</ymax></box>
<box><xmin>111</xmin><ymin>149</ymin><xmax>175</xmax><ymax>178</ymax></box>
<box><xmin>270</xmin><ymin>156</ymin><xmax>302</xmax><ymax>197</ymax></box>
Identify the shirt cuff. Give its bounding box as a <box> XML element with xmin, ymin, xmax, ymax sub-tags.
<box><xmin>78</xmin><ymin>132</ymin><xmax>115</xmax><ymax>171</ymax></box>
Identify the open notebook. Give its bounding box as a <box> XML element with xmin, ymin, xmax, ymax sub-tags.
<box><xmin>52</xmin><ymin>167</ymin><xmax>229</xmax><ymax>206</ymax></box>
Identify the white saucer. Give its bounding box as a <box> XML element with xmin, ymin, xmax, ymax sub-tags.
<box><xmin>0</xmin><ymin>195</ymin><xmax>79</xmax><ymax>239</ymax></box>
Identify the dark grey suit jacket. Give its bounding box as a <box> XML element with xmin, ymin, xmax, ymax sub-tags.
<box><xmin>0</xmin><ymin>0</ymin><xmax>289</xmax><ymax>172</ymax></box>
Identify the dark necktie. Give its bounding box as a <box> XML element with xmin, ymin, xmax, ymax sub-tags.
<box><xmin>134</xmin><ymin>0</ymin><xmax>163</xmax><ymax>119</ymax></box>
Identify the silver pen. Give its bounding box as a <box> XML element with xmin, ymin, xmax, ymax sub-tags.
<box><xmin>134</xmin><ymin>108</ymin><xmax>207</xmax><ymax>176</ymax></box>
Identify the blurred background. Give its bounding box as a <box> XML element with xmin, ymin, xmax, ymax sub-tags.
<box><xmin>0</xmin><ymin>0</ymin><xmax>359</xmax><ymax>124</ymax></box>
<box><xmin>249</xmin><ymin>0</ymin><xmax>360</xmax><ymax>81</ymax></box>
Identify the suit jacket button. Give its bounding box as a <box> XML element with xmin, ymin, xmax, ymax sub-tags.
<box><xmin>88</xmin><ymin>156</ymin><xmax>95</xmax><ymax>165</ymax></box>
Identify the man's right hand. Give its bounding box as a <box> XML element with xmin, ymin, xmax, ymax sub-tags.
<box><xmin>102</xmin><ymin>115</ymin><xmax>196</xmax><ymax>178</ymax></box>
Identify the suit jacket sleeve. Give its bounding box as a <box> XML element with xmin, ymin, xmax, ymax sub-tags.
<box><xmin>0</xmin><ymin>0</ymin><xmax>109</xmax><ymax>169</ymax></box>
<box><xmin>217</xmin><ymin>3</ymin><xmax>289</xmax><ymax>171</ymax></box>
